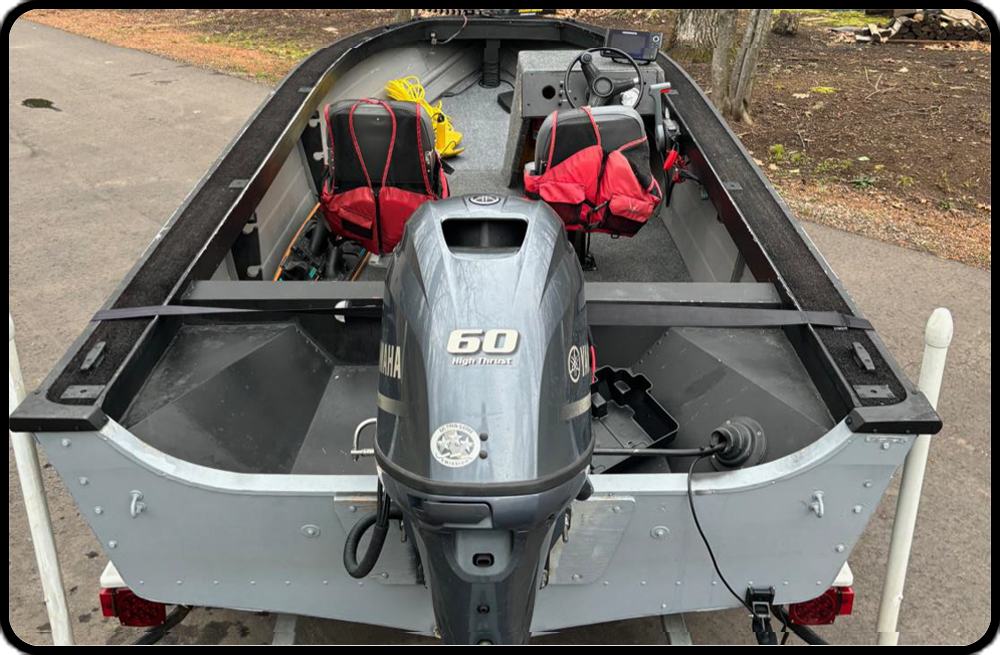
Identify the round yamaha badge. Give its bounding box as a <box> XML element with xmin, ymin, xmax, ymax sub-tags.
<box><xmin>431</xmin><ymin>423</ymin><xmax>480</xmax><ymax>468</ymax></box>
<box><xmin>469</xmin><ymin>195</ymin><xmax>502</xmax><ymax>207</ymax></box>
<box><xmin>568</xmin><ymin>346</ymin><xmax>584</xmax><ymax>384</ymax></box>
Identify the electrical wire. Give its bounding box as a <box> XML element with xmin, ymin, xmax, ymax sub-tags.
<box><xmin>594</xmin><ymin>445</ymin><xmax>725</xmax><ymax>459</ymax></box>
<box><xmin>689</xmin><ymin>452</ymin><xmax>833</xmax><ymax>645</ymax></box>
<box><xmin>274</xmin><ymin>204</ymin><xmax>322</xmax><ymax>281</ymax></box>
<box><xmin>773</xmin><ymin>607</ymin><xmax>830</xmax><ymax>646</ymax></box>
<box><xmin>350</xmin><ymin>252</ymin><xmax>372</xmax><ymax>282</ymax></box>
<box><xmin>774</xmin><ymin>606</ymin><xmax>792</xmax><ymax>646</ymax></box>
<box><xmin>442</xmin><ymin>75</ymin><xmax>482</xmax><ymax>98</ymax></box>
<box><xmin>132</xmin><ymin>605</ymin><xmax>192</xmax><ymax>646</ymax></box>
<box><xmin>442</xmin><ymin>73</ymin><xmax>513</xmax><ymax>100</ymax></box>
<box><xmin>687</xmin><ymin>455</ymin><xmax>755</xmax><ymax>615</ymax></box>
<box><xmin>437</xmin><ymin>12</ymin><xmax>469</xmax><ymax>45</ymax></box>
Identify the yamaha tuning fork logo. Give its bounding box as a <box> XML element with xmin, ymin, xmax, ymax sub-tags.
<box><xmin>469</xmin><ymin>194</ymin><xmax>502</xmax><ymax>206</ymax></box>
<box><xmin>567</xmin><ymin>343</ymin><xmax>592</xmax><ymax>384</ymax></box>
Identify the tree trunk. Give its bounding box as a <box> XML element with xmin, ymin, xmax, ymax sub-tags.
<box><xmin>710</xmin><ymin>10</ymin><xmax>738</xmax><ymax>110</ymax></box>
<box><xmin>393</xmin><ymin>9</ymin><xmax>414</xmax><ymax>23</ymax></box>
<box><xmin>670</xmin><ymin>9</ymin><xmax>723</xmax><ymax>51</ymax></box>
<box><xmin>725</xmin><ymin>9</ymin><xmax>774</xmax><ymax>124</ymax></box>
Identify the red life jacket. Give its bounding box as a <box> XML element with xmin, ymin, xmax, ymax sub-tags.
<box><xmin>321</xmin><ymin>99</ymin><xmax>448</xmax><ymax>255</ymax></box>
<box><xmin>524</xmin><ymin>107</ymin><xmax>662</xmax><ymax>236</ymax></box>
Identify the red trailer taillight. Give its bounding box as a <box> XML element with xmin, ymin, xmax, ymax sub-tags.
<box><xmin>787</xmin><ymin>587</ymin><xmax>855</xmax><ymax>626</ymax></box>
<box><xmin>99</xmin><ymin>588</ymin><xmax>168</xmax><ymax>628</ymax></box>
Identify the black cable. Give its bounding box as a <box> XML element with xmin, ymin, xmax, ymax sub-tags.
<box><xmin>687</xmin><ymin>455</ymin><xmax>755</xmax><ymax>615</ymax></box>
<box><xmin>437</xmin><ymin>12</ymin><xmax>469</xmax><ymax>45</ymax></box>
<box><xmin>594</xmin><ymin>445</ymin><xmax>726</xmax><ymax>459</ymax></box>
<box><xmin>688</xmin><ymin>441</ymin><xmax>831</xmax><ymax>645</ymax></box>
<box><xmin>773</xmin><ymin>606</ymin><xmax>792</xmax><ymax>646</ymax></box>
<box><xmin>773</xmin><ymin>607</ymin><xmax>830</xmax><ymax>646</ymax></box>
<box><xmin>442</xmin><ymin>76</ymin><xmax>481</xmax><ymax>98</ymax></box>
<box><xmin>344</xmin><ymin>484</ymin><xmax>404</xmax><ymax>579</ymax></box>
<box><xmin>444</xmin><ymin>76</ymin><xmax>514</xmax><ymax>99</ymax></box>
<box><xmin>133</xmin><ymin>605</ymin><xmax>192</xmax><ymax>646</ymax></box>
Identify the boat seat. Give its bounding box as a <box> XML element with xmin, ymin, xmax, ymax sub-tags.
<box><xmin>525</xmin><ymin>106</ymin><xmax>661</xmax><ymax>238</ymax></box>
<box><xmin>321</xmin><ymin>99</ymin><xmax>448</xmax><ymax>255</ymax></box>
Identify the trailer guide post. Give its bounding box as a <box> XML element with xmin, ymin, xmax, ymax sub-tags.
<box><xmin>876</xmin><ymin>309</ymin><xmax>955</xmax><ymax>646</ymax></box>
<box><xmin>9</xmin><ymin>313</ymin><xmax>75</xmax><ymax>646</ymax></box>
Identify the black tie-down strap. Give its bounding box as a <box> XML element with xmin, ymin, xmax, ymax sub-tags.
<box><xmin>91</xmin><ymin>303</ymin><xmax>382</xmax><ymax>322</ymax></box>
<box><xmin>92</xmin><ymin>302</ymin><xmax>873</xmax><ymax>331</ymax></box>
<box><xmin>586</xmin><ymin>304</ymin><xmax>873</xmax><ymax>331</ymax></box>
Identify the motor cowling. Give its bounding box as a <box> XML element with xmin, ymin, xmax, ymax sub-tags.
<box><xmin>375</xmin><ymin>195</ymin><xmax>593</xmax><ymax>645</ymax></box>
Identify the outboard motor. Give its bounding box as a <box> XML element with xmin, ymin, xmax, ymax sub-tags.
<box><xmin>376</xmin><ymin>195</ymin><xmax>593</xmax><ymax>645</ymax></box>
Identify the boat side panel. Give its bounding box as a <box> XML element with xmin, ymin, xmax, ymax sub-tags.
<box><xmin>35</xmin><ymin>421</ymin><xmax>911</xmax><ymax>633</ymax></box>
<box><xmin>664</xmin><ymin>178</ymin><xmax>751</xmax><ymax>283</ymax></box>
<box><xmin>254</xmin><ymin>147</ymin><xmax>319</xmax><ymax>281</ymax></box>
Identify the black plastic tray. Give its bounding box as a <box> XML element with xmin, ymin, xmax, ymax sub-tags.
<box><xmin>590</xmin><ymin>367</ymin><xmax>679</xmax><ymax>474</ymax></box>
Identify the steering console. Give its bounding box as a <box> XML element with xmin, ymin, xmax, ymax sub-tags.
<box><xmin>564</xmin><ymin>47</ymin><xmax>646</xmax><ymax>109</ymax></box>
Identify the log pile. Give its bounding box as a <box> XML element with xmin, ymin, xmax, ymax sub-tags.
<box><xmin>857</xmin><ymin>9</ymin><xmax>991</xmax><ymax>43</ymax></box>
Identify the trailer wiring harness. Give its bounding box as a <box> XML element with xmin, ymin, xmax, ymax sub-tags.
<box><xmin>685</xmin><ymin>431</ymin><xmax>831</xmax><ymax>646</ymax></box>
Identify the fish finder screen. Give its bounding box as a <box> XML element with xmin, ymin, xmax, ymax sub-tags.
<box><xmin>614</xmin><ymin>32</ymin><xmax>648</xmax><ymax>58</ymax></box>
<box><xmin>604</xmin><ymin>29</ymin><xmax>662</xmax><ymax>64</ymax></box>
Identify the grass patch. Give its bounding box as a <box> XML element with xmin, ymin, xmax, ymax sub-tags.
<box><xmin>198</xmin><ymin>29</ymin><xmax>315</xmax><ymax>61</ymax></box>
<box><xmin>852</xmin><ymin>174</ymin><xmax>877</xmax><ymax>190</ymax></box>
<box><xmin>817</xmin><ymin>158</ymin><xmax>853</xmax><ymax>174</ymax></box>
<box><xmin>788</xmin><ymin>9</ymin><xmax>873</xmax><ymax>29</ymax></box>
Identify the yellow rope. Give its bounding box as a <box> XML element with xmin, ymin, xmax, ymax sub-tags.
<box><xmin>385</xmin><ymin>76</ymin><xmax>465</xmax><ymax>158</ymax></box>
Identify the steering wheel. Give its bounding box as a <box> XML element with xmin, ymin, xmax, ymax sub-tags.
<box><xmin>564</xmin><ymin>47</ymin><xmax>646</xmax><ymax>110</ymax></box>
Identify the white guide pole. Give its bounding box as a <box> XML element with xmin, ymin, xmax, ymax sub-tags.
<box><xmin>9</xmin><ymin>314</ymin><xmax>75</xmax><ymax>646</ymax></box>
<box><xmin>876</xmin><ymin>309</ymin><xmax>954</xmax><ymax>646</ymax></box>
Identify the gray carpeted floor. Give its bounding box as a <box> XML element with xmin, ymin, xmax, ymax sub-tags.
<box><xmin>442</xmin><ymin>78</ymin><xmax>513</xmax><ymax>174</ymax></box>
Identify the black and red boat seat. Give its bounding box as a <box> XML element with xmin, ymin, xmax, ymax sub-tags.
<box><xmin>321</xmin><ymin>99</ymin><xmax>448</xmax><ymax>255</ymax></box>
<box><xmin>525</xmin><ymin>106</ymin><xmax>662</xmax><ymax>237</ymax></box>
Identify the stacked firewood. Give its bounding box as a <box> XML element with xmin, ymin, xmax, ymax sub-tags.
<box><xmin>857</xmin><ymin>9</ymin><xmax>991</xmax><ymax>43</ymax></box>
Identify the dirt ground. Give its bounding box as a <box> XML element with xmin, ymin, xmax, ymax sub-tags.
<box><xmin>21</xmin><ymin>9</ymin><xmax>398</xmax><ymax>85</ymax></box>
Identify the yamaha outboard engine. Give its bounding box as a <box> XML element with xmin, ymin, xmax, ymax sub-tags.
<box><xmin>376</xmin><ymin>195</ymin><xmax>593</xmax><ymax>645</ymax></box>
